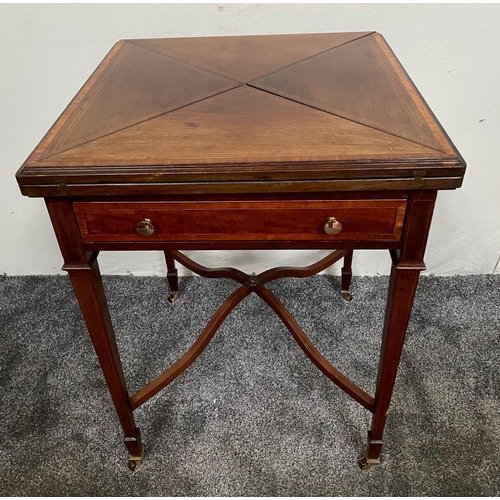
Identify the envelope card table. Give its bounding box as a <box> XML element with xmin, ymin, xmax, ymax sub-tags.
<box><xmin>16</xmin><ymin>32</ymin><xmax>466</xmax><ymax>471</ymax></box>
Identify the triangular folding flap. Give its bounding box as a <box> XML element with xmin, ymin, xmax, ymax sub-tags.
<box><xmin>42</xmin><ymin>42</ymin><xmax>239</xmax><ymax>159</ymax></box>
<box><xmin>250</xmin><ymin>34</ymin><xmax>442</xmax><ymax>151</ymax></box>
<box><xmin>129</xmin><ymin>32</ymin><xmax>373</xmax><ymax>82</ymax></box>
<box><xmin>46</xmin><ymin>86</ymin><xmax>444</xmax><ymax>166</ymax></box>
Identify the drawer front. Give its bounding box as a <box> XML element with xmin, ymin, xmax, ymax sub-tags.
<box><xmin>74</xmin><ymin>200</ymin><xmax>407</xmax><ymax>243</ymax></box>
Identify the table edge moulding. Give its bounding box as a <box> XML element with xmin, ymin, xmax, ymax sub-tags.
<box><xmin>15</xmin><ymin>31</ymin><xmax>466</xmax><ymax>471</ymax></box>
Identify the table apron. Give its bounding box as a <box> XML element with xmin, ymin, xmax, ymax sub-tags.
<box><xmin>81</xmin><ymin>240</ymin><xmax>402</xmax><ymax>251</ymax></box>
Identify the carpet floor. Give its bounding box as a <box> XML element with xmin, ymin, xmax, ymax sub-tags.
<box><xmin>0</xmin><ymin>273</ymin><xmax>499</xmax><ymax>496</ymax></box>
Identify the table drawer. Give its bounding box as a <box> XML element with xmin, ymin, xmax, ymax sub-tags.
<box><xmin>74</xmin><ymin>200</ymin><xmax>407</xmax><ymax>243</ymax></box>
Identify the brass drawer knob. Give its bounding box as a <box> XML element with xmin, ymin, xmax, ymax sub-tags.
<box><xmin>324</xmin><ymin>217</ymin><xmax>342</xmax><ymax>235</ymax></box>
<box><xmin>136</xmin><ymin>218</ymin><xmax>154</xmax><ymax>236</ymax></box>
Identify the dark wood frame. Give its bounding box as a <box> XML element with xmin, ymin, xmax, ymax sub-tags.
<box><xmin>17</xmin><ymin>32</ymin><xmax>465</xmax><ymax>472</ymax></box>
<box><xmin>44</xmin><ymin>188</ymin><xmax>436</xmax><ymax>471</ymax></box>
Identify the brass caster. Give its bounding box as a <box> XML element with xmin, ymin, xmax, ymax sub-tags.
<box><xmin>357</xmin><ymin>454</ymin><xmax>380</xmax><ymax>471</ymax></box>
<box><xmin>127</xmin><ymin>445</ymin><xmax>144</xmax><ymax>472</ymax></box>
<box><xmin>168</xmin><ymin>291</ymin><xmax>179</xmax><ymax>303</ymax></box>
<box><xmin>128</xmin><ymin>459</ymin><xmax>141</xmax><ymax>472</ymax></box>
<box><xmin>341</xmin><ymin>290</ymin><xmax>353</xmax><ymax>301</ymax></box>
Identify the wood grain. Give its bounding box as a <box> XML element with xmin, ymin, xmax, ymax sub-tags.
<box><xmin>373</xmin><ymin>33</ymin><xmax>456</xmax><ymax>156</ymax></box>
<box><xmin>250</xmin><ymin>34</ymin><xmax>442</xmax><ymax>151</ymax></box>
<box><xmin>41</xmin><ymin>42</ymin><xmax>239</xmax><ymax>159</ymax></box>
<box><xmin>37</xmin><ymin>86</ymin><xmax>449</xmax><ymax>167</ymax></box>
<box><xmin>129</xmin><ymin>32</ymin><xmax>373</xmax><ymax>82</ymax></box>
<box><xmin>73</xmin><ymin>199</ymin><xmax>407</xmax><ymax>243</ymax></box>
<box><xmin>16</xmin><ymin>32</ymin><xmax>465</xmax><ymax>198</ymax></box>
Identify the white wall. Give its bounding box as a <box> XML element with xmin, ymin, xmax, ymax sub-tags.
<box><xmin>1</xmin><ymin>4</ymin><xmax>499</xmax><ymax>276</ymax></box>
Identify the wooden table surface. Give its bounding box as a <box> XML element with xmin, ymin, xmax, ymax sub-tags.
<box><xmin>16</xmin><ymin>32</ymin><xmax>464</xmax><ymax>195</ymax></box>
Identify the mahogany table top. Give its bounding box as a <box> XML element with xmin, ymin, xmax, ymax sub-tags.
<box><xmin>16</xmin><ymin>32</ymin><xmax>465</xmax><ymax>196</ymax></box>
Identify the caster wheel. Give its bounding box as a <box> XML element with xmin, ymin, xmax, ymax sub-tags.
<box><xmin>168</xmin><ymin>291</ymin><xmax>179</xmax><ymax>303</ymax></box>
<box><xmin>128</xmin><ymin>458</ymin><xmax>142</xmax><ymax>472</ymax></box>
<box><xmin>127</xmin><ymin>444</ymin><xmax>144</xmax><ymax>472</ymax></box>
<box><xmin>357</xmin><ymin>454</ymin><xmax>380</xmax><ymax>470</ymax></box>
<box><xmin>341</xmin><ymin>290</ymin><xmax>353</xmax><ymax>302</ymax></box>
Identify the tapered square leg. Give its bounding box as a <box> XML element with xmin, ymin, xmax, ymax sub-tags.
<box><xmin>359</xmin><ymin>263</ymin><xmax>421</xmax><ymax>469</ymax></box>
<box><xmin>359</xmin><ymin>191</ymin><xmax>437</xmax><ymax>469</ymax></box>
<box><xmin>341</xmin><ymin>250</ymin><xmax>353</xmax><ymax>301</ymax></box>
<box><xmin>164</xmin><ymin>251</ymin><xmax>179</xmax><ymax>303</ymax></box>
<box><xmin>67</xmin><ymin>256</ymin><xmax>144</xmax><ymax>470</ymax></box>
<box><xmin>46</xmin><ymin>199</ymin><xmax>143</xmax><ymax>470</ymax></box>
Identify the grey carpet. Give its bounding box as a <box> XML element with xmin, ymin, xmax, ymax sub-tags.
<box><xmin>0</xmin><ymin>273</ymin><xmax>499</xmax><ymax>496</ymax></box>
